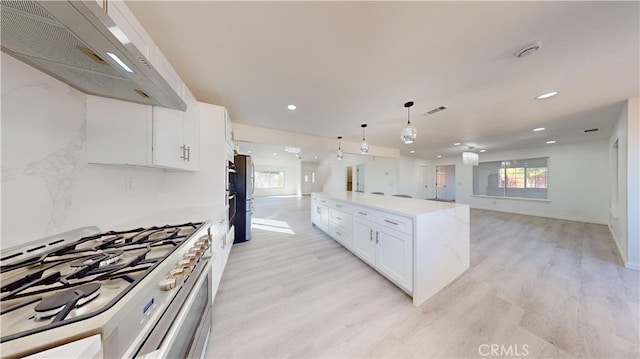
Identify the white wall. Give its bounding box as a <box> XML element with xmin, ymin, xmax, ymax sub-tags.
<box><xmin>434</xmin><ymin>140</ymin><xmax>610</xmax><ymax>224</ymax></box>
<box><xmin>1</xmin><ymin>54</ymin><xmax>226</xmax><ymax>250</ymax></box>
<box><xmin>609</xmin><ymin>97</ymin><xmax>640</xmax><ymax>270</ymax></box>
<box><xmin>395</xmin><ymin>156</ymin><xmax>432</xmax><ymax>199</ymax></box>
<box><xmin>253</xmin><ymin>164</ymin><xmax>300</xmax><ymax>197</ymax></box>
<box><xmin>318</xmin><ymin>153</ymin><xmax>397</xmax><ymax>195</ymax></box>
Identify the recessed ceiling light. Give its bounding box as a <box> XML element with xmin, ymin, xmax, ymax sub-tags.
<box><xmin>536</xmin><ymin>91</ymin><xmax>558</xmax><ymax>100</ymax></box>
<box><xmin>409</xmin><ymin>150</ymin><xmax>415</xmax><ymax>154</ymax></box>
<box><xmin>314</xmin><ymin>156</ymin><xmax>318</xmax><ymax>159</ymax></box>
<box><xmin>247</xmin><ymin>150</ymin><xmax>252</xmax><ymax>154</ymax></box>
<box><xmin>437</xmin><ymin>155</ymin><xmax>443</xmax><ymax>158</ymax></box>
<box><xmin>479</xmin><ymin>149</ymin><xmax>486</xmax><ymax>153</ymax></box>
<box><xmin>546</xmin><ymin>140</ymin><xmax>556</xmax><ymax>144</ymax></box>
<box><xmin>273</xmin><ymin>152</ymin><xmax>277</xmax><ymax>155</ymax></box>
<box><xmin>453</xmin><ymin>142</ymin><xmax>461</xmax><ymax>146</ymax></box>
<box><xmin>287</xmin><ymin>104</ymin><xmax>297</xmax><ymax>110</ymax></box>
<box><xmin>533</xmin><ymin>127</ymin><xmax>545</xmax><ymax>132</ymax></box>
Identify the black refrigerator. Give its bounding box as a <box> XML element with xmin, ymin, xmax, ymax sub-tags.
<box><xmin>234</xmin><ymin>154</ymin><xmax>253</xmax><ymax>243</ymax></box>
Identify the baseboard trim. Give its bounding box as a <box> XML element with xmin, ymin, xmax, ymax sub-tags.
<box><xmin>468</xmin><ymin>205</ymin><xmax>607</xmax><ymax>225</ymax></box>
<box><xmin>625</xmin><ymin>262</ymin><xmax>640</xmax><ymax>271</ymax></box>
<box><xmin>608</xmin><ymin>223</ymin><xmax>628</xmax><ymax>267</ymax></box>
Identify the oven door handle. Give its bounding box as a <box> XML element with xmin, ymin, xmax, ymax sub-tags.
<box><xmin>138</xmin><ymin>259</ymin><xmax>211</xmax><ymax>359</ymax></box>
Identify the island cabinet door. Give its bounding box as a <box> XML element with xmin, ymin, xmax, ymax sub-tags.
<box><xmin>375</xmin><ymin>227</ymin><xmax>413</xmax><ymax>292</ymax></box>
<box><xmin>353</xmin><ymin>219</ymin><xmax>376</xmax><ymax>266</ymax></box>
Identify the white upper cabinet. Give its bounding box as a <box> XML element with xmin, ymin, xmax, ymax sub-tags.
<box><xmin>87</xmin><ymin>94</ymin><xmax>199</xmax><ymax>171</ymax></box>
<box><xmin>86</xmin><ymin>96</ymin><xmax>152</xmax><ymax>167</ymax></box>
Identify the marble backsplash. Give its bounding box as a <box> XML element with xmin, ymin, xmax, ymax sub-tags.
<box><xmin>1</xmin><ymin>54</ymin><xmax>166</xmax><ymax>249</ymax></box>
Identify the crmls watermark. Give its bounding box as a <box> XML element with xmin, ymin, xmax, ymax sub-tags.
<box><xmin>478</xmin><ymin>344</ymin><xmax>530</xmax><ymax>357</ymax></box>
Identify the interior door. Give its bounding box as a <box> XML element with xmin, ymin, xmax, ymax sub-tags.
<box><xmin>436</xmin><ymin>166</ymin><xmax>447</xmax><ymax>200</ymax></box>
<box><xmin>356</xmin><ymin>165</ymin><xmax>365</xmax><ymax>192</ymax></box>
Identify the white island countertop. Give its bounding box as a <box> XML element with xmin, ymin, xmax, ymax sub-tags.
<box><xmin>113</xmin><ymin>205</ymin><xmax>227</xmax><ymax>230</ymax></box>
<box><xmin>313</xmin><ymin>192</ymin><xmax>465</xmax><ymax>217</ymax></box>
<box><xmin>312</xmin><ymin>191</ymin><xmax>470</xmax><ymax>306</ymax></box>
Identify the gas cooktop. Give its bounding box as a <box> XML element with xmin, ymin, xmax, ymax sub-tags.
<box><xmin>0</xmin><ymin>222</ymin><xmax>204</xmax><ymax>344</ymax></box>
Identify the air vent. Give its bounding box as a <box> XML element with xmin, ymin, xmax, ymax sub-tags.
<box><xmin>584</xmin><ymin>128</ymin><xmax>599</xmax><ymax>133</ymax></box>
<box><xmin>423</xmin><ymin>106</ymin><xmax>447</xmax><ymax>116</ymax></box>
<box><xmin>136</xmin><ymin>55</ymin><xmax>152</xmax><ymax>70</ymax></box>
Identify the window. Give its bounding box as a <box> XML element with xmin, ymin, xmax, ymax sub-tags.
<box><xmin>255</xmin><ymin>171</ymin><xmax>285</xmax><ymax>189</ymax></box>
<box><xmin>473</xmin><ymin>157</ymin><xmax>548</xmax><ymax>199</ymax></box>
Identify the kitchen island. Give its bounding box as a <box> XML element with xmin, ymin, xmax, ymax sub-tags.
<box><xmin>311</xmin><ymin>192</ymin><xmax>470</xmax><ymax>306</ymax></box>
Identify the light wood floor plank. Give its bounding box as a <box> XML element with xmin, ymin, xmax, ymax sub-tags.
<box><xmin>206</xmin><ymin>196</ymin><xmax>639</xmax><ymax>358</ymax></box>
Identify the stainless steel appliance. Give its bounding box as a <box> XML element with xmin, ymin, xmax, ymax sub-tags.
<box><xmin>0</xmin><ymin>222</ymin><xmax>213</xmax><ymax>358</ymax></box>
<box><xmin>227</xmin><ymin>160</ymin><xmax>237</xmax><ymax>231</ymax></box>
<box><xmin>234</xmin><ymin>154</ymin><xmax>254</xmax><ymax>243</ymax></box>
<box><xmin>0</xmin><ymin>0</ymin><xmax>185</xmax><ymax>110</ymax></box>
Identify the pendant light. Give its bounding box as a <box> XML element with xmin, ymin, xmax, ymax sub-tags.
<box><xmin>359</xmin><ymin>124</ymin><xmax>369</xmax><ymax>154</ymax></box>
<box><xmin>462</xmin><ymin>151</ymin><xmax>479</xmax><ymax>165</ymax></box>
<box><xmin>401</xmin><ymin>101</ymin><xmax>417</xmax><ymax>144</ymax></box>
<box><xmin>336</xmin><ymin>136</ymin><xmax>344</xmax><ymax>160</ymax></box>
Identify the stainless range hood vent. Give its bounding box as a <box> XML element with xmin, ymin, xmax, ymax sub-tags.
<box><xmin>1</xmin><ymin>0</ymin><xmax>186</xmax><ymax>111</ymax></box>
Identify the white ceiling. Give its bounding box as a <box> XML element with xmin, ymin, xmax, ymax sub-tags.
<box><xmin>127</xmin><ymin>1</ymin><xmax>639</xmax><ymax>159</ymax></box>
<box><xmin>236</xmin><ymin>141</ymin><xmax>328</xmax><ymax>168</ymax></box>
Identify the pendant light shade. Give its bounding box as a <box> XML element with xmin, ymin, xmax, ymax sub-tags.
<box><xmin>336</xmin><ymin>136</ymin><xmax>344</xmax><ymax>160</ymax></box>
<box><xmin>360</xmin><ymin>124</ymin><xmax>369</xmax><ymax>154</ymax></box>
<box><xmin>401</xmin><ymin>101</ymin><xmax>417</xmax><ymax>144</ymax></box>
<box><xmin>462</xmin><ymin>151</ymin><xmax>479</xmax><ymax>165</ymax></box>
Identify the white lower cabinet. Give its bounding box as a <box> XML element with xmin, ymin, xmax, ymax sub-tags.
<box><xmin>353</xmin><ymin>210</ymin><xmax>413</xmax><ymax>292</ymax></box>
<box><xmin>311</xmin><ymin>199</ymin><xmax>329</xmax><ymax>234</ymax></box>
<box><xmin>353</xmin><ymin>219</ymin><xmax>376</xmax><ymax>266</ymax></box>
<box><xmin>313</xmin><ymin>195</ymin><xmax>414</xmax><ymax>294</ymax></box>
<box><xmin>375</xmin><ymin>226</ymin><xmax>412</xmax><ymax>291</ymax></box>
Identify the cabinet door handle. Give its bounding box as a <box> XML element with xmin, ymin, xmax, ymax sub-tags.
<box><xmin>180</xmin><ymin>145</ymin><xmax>187</xmax><ymax>160</ymax></box>
<box><xmin>336</xmin><ymin>216</ymin><xmax>342</xmax><ymax>220</ymax></box>
<box><xmin>369</xmin><ymin>229</ymin><xmax>373</xmax><ymax>241</ymax></box>
<box><xmin>336</xmin><ymin>231</ymin><xmax>342</xmax><ymax>236</ymax></box>
<box><xmin>384</xmin><ymin>219</ymin><xmax>398</xmax><ymax>226</ymax></box>
<box><xmin>336</xmin><ymin>204</ymin><xmax>342</xmax><ymax>208</ymax></box>
<box><xmin>185</xmin><ymin>146</ymin><xmax>191</xmax><ymax>162</ymax></box>
<box><xmin>358</xmin><ymin>211</ymin><xmax>367</xmax><ymax>216</ymax></box>
<box><xmin>376</xmin><ymin>231</ymin><xmax>379</xmax><ymax>243</ymax></box>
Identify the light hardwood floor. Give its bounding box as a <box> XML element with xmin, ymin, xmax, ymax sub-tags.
<box><xmin>206</xmin><ymin>196</ymin><xmax>639</xmax><ymax>358</ymax></box>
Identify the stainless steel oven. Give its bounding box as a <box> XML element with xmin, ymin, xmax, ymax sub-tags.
<box><xmin>0</xmin><ymin>222</ymin><xmax>214</xmax><ymax>359</ymax></box>
<box><xmin>136</xmin><ymin>252</ymin><xmax>212</xmax><ymax>358</ymax></box>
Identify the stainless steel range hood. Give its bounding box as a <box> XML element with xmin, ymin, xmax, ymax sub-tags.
<box><xmin>1</xmin><ymin>0</ymin><xmax>186</xmax><ymax>111</ymax></box>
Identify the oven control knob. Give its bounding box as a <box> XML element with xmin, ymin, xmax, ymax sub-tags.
<box><xmin>169</xmin><ymin>267</ymin><xmax>185</xmax><ymax>277</ymax></box>
<box><xmin>159</xmin><ymin>277</ymin><xmax>177</xmax><ymax>291</ymax></box>
<box><xmin>199</xmin><ymin>235</ymin><xmax>212</xmax><ymax>246</ymax></box>
<box><xmin>176</xmin><ymin>260</ymin><xmax>193</xmax><ymax>275</ymax></box>
<box><xmin>189</xmin><ymin>247</ymin><xmax>203</xmax><ymax>257</ymax></box>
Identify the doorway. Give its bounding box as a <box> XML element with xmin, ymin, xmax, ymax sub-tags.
<box><xmin>435</xmin><ymin>165</ymin><xmax>456</xmax><ymax>202</ymax></box>
<box><xmin>346</xmin><ymin>166</ymin><xmax>353</xmax><ymax>191</ymax></box>
<box><xmin>356</xmin><ymin>165</ymin><xmax>365</xmax><ymax>192</ymax></box>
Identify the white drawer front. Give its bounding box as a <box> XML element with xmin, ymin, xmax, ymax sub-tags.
<box><xmin>377</xmin><ymin>212</ymin><xmax>413</xmax><ymax>235</ymax></box>
<box><xmin>329</xmin><ymin>223</ymin><xmax>352</xmax><ymax>249</ymax></box>
<box><xmin>330</xmin><ymin>201</ymin><xmax>353</xmax><ymax>213</ymax></box>
<box><xmin>329</xmin><ymin>208</ymin><xmax>353</xmax><ymax>230</ymax></box>
<box><xmin>353</xmin><ymin>206</ymin><xmax>376</xmax><ymax>221</ymax></box>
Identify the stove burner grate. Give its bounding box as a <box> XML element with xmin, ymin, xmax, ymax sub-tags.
<box><xmin>34</xmin><ymin>283</ymin><xmax>101</xmax><ymax>321</ymax></box>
